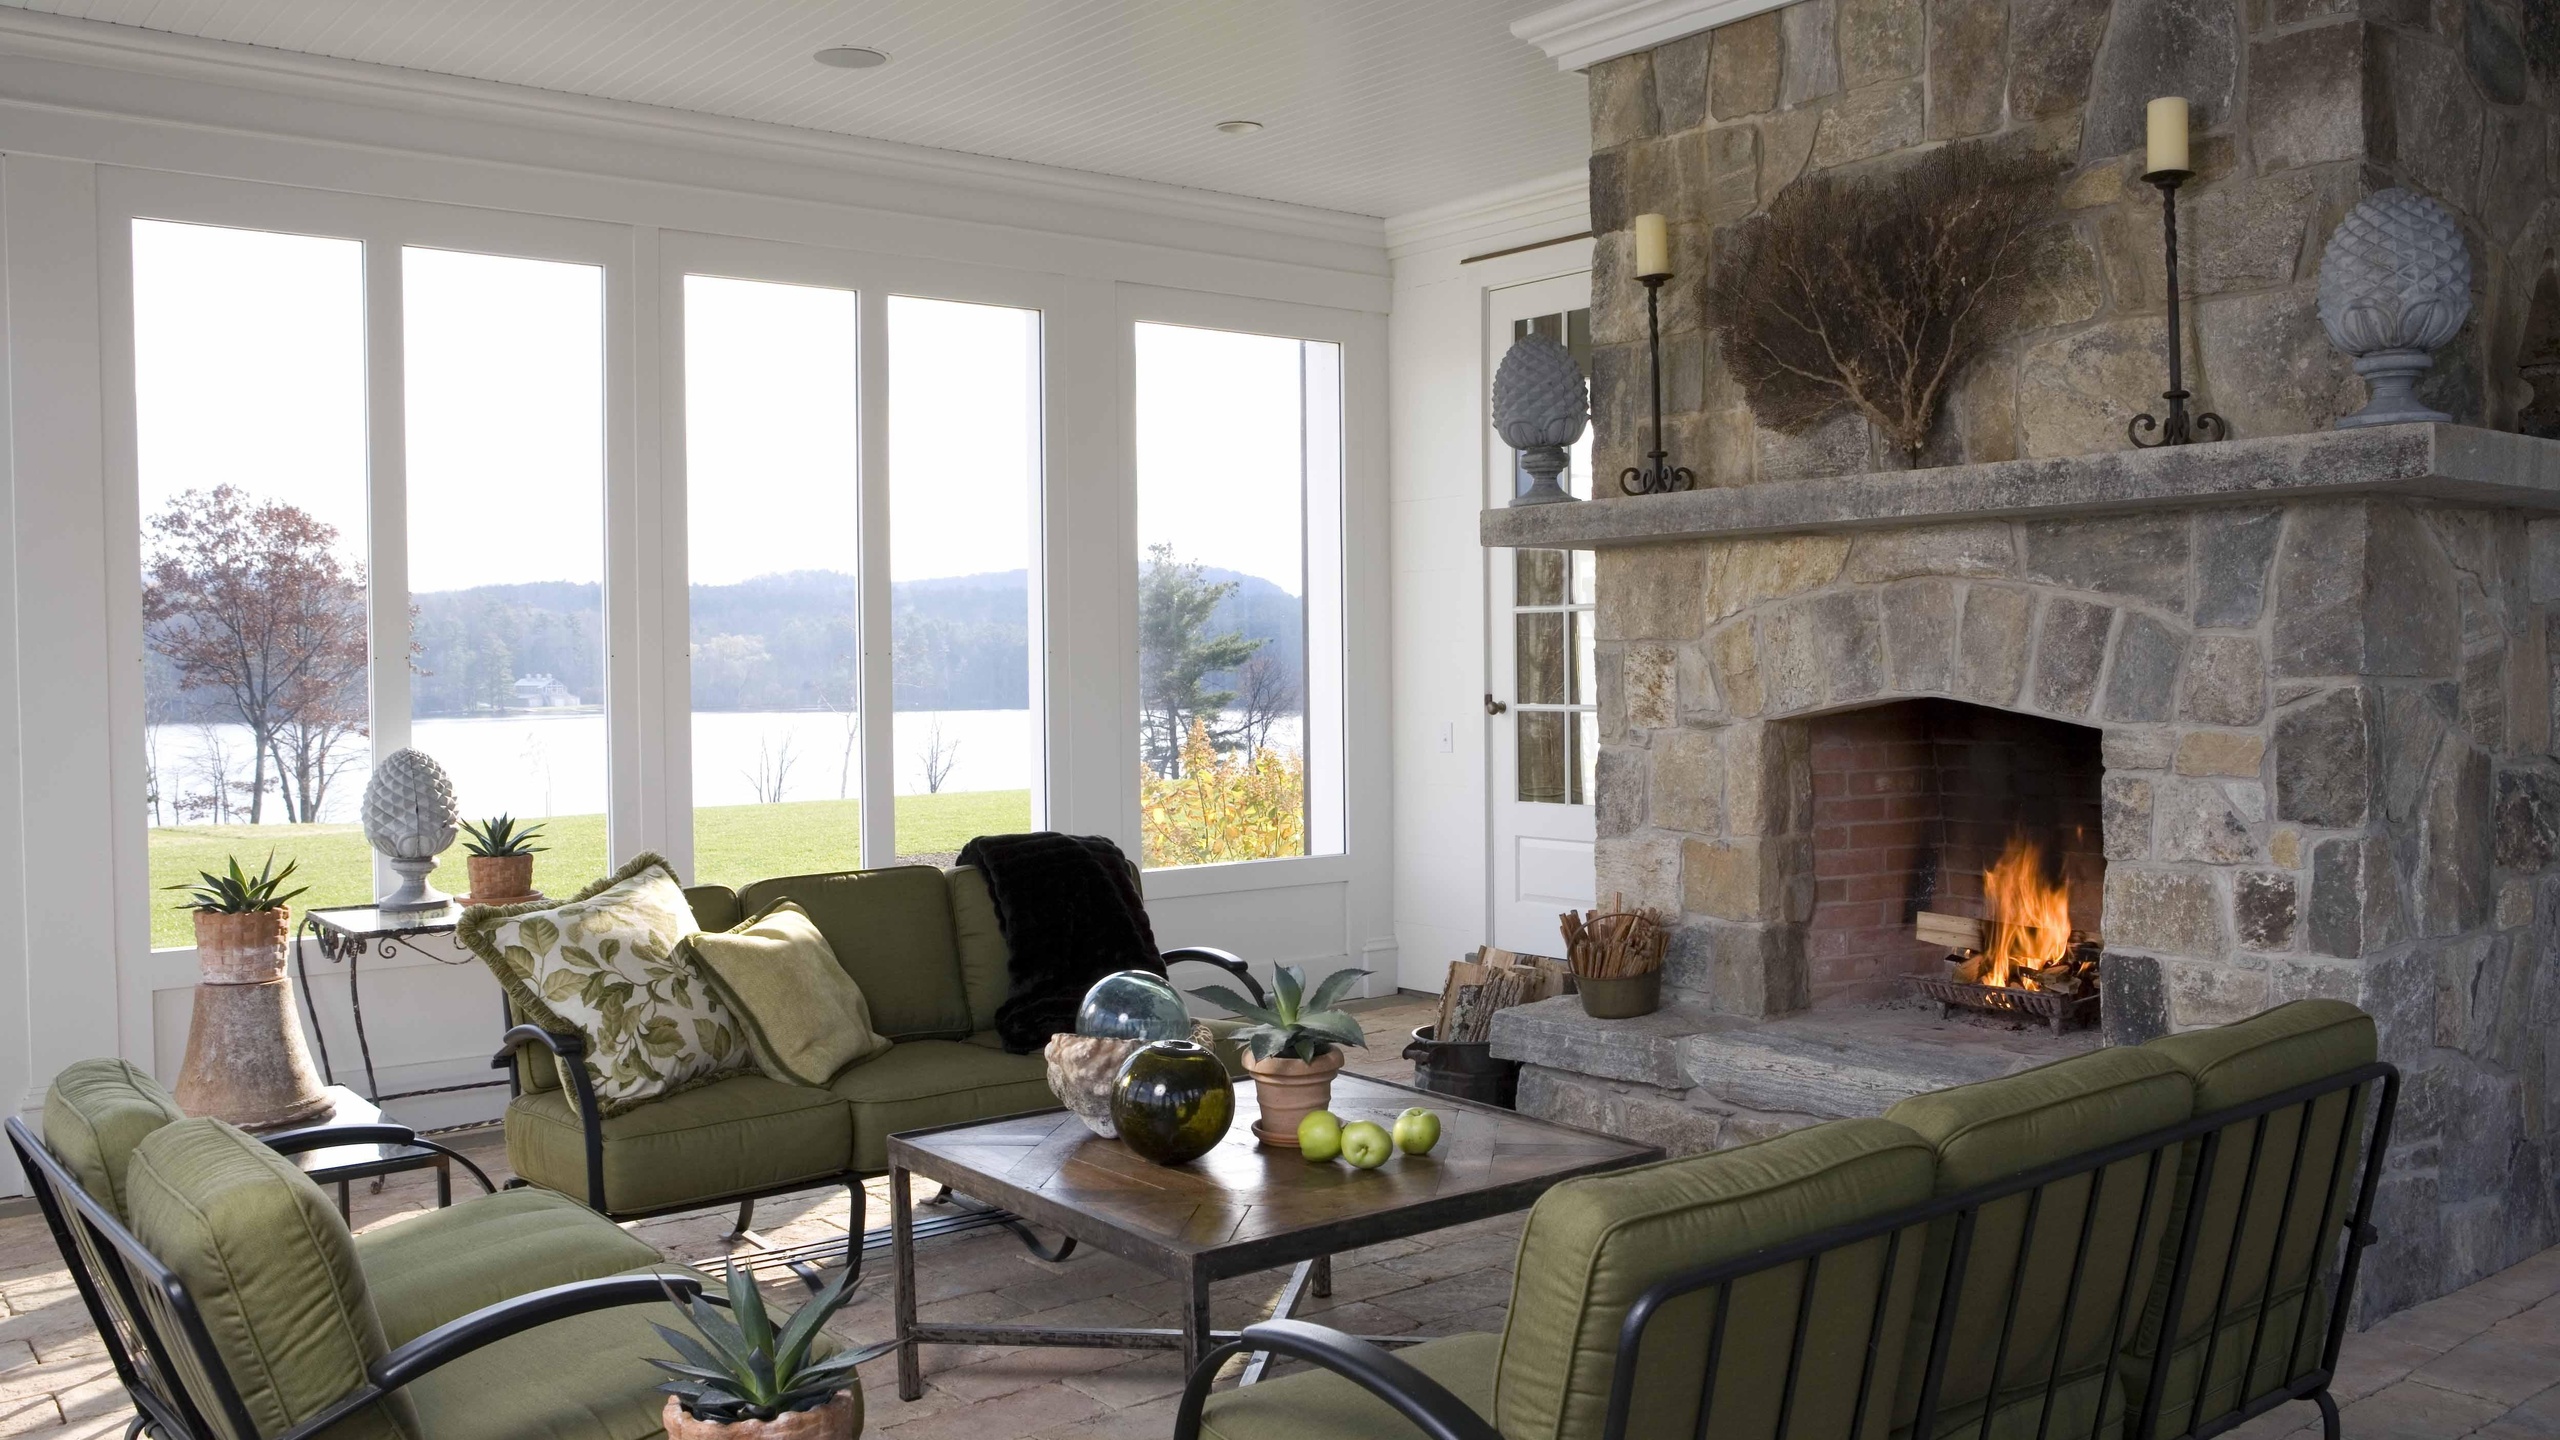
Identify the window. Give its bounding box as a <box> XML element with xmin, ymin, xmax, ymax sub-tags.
<box><xmin>1133</xmin><ymin>321</ymin><xmax>1344</xmax><ymax>869</ymax></box>
<box><xmin>134</xmin><ymin>220</ymin><xmax>372</xmax><ymax>947</ymax></box>
<box><xmin>888</xmin><ymin>296</ymin><xmax>1042</xmax><ymax>863</ymax></box>
<box><xmin>680</xmin><ymin>274</ymin><xmax>863</xmax><ymax>888</ymax></box>
<box><xmin>404</xmin><ymin>248</ymin><xmax>610</xmax><ymax>887</ymax></box>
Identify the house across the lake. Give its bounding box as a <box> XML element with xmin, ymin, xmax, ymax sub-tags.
<box><xmin>511</xmin><ymin>674</ymin><xmax>577</xmax><ymax>709</ymax></box>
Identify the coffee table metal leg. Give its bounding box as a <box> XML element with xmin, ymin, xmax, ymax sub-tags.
<box><xmin>1238</xmin><ymin>1258</ymin><xmax>1326</xmax><ymax>1386</ymax></box>
<box><xmin>1313</xmin><ymin>1254</ymin><xmax>1332</xmax><ymax>1298</ymax></box>
<box><xmin>892</xmin><ymin>1167</ymin><xmax>922</xmax><ymax>1402</ymax></box>
<box><xmin>1183</xmin><ymin>1266</ymin><xmax>1213</xmax><ymax>1373</ymax></box>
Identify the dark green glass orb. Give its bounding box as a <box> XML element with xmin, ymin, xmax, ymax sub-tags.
<box><xmin>1110</xmin><ymin>1040</ymin><xmax>1234</xmax><ymax>1165</ymax></box>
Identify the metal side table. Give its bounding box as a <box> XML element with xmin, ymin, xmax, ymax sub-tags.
<box><xmin>295</xmin><ymin>901</ymin><xmax>512</xmax><ymax>1109</ymax></box>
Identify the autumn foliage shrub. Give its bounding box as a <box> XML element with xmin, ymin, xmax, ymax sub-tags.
<box><xmin>1140</xmin><ymin>719</ymin><xmax>1306</xmax><ymax>868</ymax></box>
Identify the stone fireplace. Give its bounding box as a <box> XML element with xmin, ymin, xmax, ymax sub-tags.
<box><xmin>1482</xmin><ymin>425</ymin><xmax>2560</xmax><ymax>1321</ymax></box>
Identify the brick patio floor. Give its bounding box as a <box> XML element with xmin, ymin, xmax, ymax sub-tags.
<box><xmin>5</xmin><ymin>994</ymin><xmax>2555</xmax><ymax>1440</ymax></box>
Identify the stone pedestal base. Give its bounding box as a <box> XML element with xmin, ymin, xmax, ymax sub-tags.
<box><xmin>174</xmin><ymin>978</ymin><xmax>334</xmax><ymax>1131</ymax></box>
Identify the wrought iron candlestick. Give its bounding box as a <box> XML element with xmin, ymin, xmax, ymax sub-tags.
<box><xmin>2128</xmin><ymin>169</ymin><xmax>2225</xmax><ymax>447</ymax></box>
<box><xmin>1621</xmin><ymin>274</ymin><xmax>1696</xmax><ymax>494</ymax></box>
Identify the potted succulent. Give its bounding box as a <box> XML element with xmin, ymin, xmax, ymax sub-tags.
<box><xmin>166</xmin><ymin>852</ymin><xmax>331</xmax><ymax>1130</ymax></box>
<box><xmin>651</xmin><ymin>1259</ymin><xmax>865</xmax><ymax>1440</ymax></box>
<box><xmin>1189</xmin><ymin>965</ymin><xmax>1367</xmax><ymax>1147</ymax></box>
<box><xmin>459</xmin><ymin>814</ymin><xmax>545</xmax><ymax>905</ymax></box>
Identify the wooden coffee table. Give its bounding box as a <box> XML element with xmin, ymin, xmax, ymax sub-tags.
<box><xmin>886</xmin><ymin>1072</ymin><xmax>1660</xmax><ymax>1399</ymax></box>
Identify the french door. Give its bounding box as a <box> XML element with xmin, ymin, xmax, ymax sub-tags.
<box><xmin>1486</xmin><ymin>273</ymin><xmax>1597</xmax><ymax>955</ymax></box>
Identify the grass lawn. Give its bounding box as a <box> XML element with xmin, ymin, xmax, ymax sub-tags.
<box><xmin>146</xmin><ymin>789</ymin><xmax>1033</xmax><ymax>949</ymax></box>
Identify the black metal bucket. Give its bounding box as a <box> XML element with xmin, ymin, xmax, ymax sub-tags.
<box><xmin>1402</xmin><ymin>1025</ymin><xmax>1520</xmax><ymax>1109</ymax></box>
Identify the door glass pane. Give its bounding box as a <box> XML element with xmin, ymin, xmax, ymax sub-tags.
<box><xmin>1516</xmin><ymin>613</ymin><xmax>1568</xmax><ymax>705</ymax></box>
<box><xmin>1516</xmin><ymin>549</ymin><xmax>1566</xmax><ymax>607</ymax></box>
<box><xmin>1135</xmin><ymin>322</ymin><xmax>1343</xmax><ymax>868</ymax></box>
<box><xmin>405</xmin><ymin>248</ymin><xmax>609</xmax><ymax>892</ymax></box>
<box><xmin>1517</xmin><ymin>711</ymin><xmax>1568</xmax><ymax>806</ymax></box>
<box><xmin>135</xmin><ymin>220</ymin><xmax>371</xmax><ymax>947</ymax></box>
<box><xmin>681</xmin><ymin>275</ymin><xmax>863</xmax><ymax>888</ymax></box>
<box><xmin>889</xmin><ymin>296</ymin><xmax>1041</xmax><ymax>863</ymax></box>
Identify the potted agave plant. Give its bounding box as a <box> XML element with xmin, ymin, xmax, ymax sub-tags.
<box><xmin>651</xmin><ymin>1259</ymin><xmax>865</xmax><ymax>1440</ymax></box>
<box><xmin>167</xmin><ymin>852</ymin><xmax>330</xmax><ymax>1129</ymax></box>
<box><xmin>170</xmin><ymin>852</ymin><xmax>307</xmax><ymax>985</ymax></box>
<box><xmin>1189</xmin><ymin>965</ymin><xmax>1367</xmax><ymax>1147</ymax></box>
<box><xmin>459</xmin><ymin>814</ymin><xmax>545</xmax><ymax>905</ymax></box>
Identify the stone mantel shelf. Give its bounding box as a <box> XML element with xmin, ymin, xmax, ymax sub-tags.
<box><xmin>1480</xmin><ymin>424</ymin><xmax>2560</xmax><ymax>549</ymax></box>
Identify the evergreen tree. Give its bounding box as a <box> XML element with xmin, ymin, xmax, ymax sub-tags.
<box><xmin>1138</xmin><ymin>544</ymin><xmax>1264</xmax><ymax>778</ymax></box>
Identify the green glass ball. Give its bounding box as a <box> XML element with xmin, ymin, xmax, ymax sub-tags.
<box><xmin>1110</xmin><ymin>1040</ymin><xmax>1235</xmax><ymax>1166</ymax></box>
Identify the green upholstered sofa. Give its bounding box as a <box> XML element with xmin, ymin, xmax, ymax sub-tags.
<box><xmin>1178</xmin><ymin>999</ymin><xmax>2395</xmax><ymax>1440</ymax></box>
<box><xmin>493</xmin><ymin>863</ymin><xmax>1259</xmax><ymax>1255</ymax></box>
<box><xmin>10</xmin><ymin>1059</ymin><xmax>794</xmax><ymax>1440</ymax></box>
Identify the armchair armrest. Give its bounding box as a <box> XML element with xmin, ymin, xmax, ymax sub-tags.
<box><xmin>491</xmin><ymin>1024</ymin><xmax>609</xmax><ymax>1213</ymax></box>
<box><xmin>1173</xmin><ymin>1320</ymin><xmax>1501</xmax><ymax>1440</ymax></box>
<box><xmin>1163</xmin><ymin>946</ymin><xmax>1268</xmax><ymax>1008</ymax></box>
<box><xmin>260</xmin><ymin>1124</ymin><xmax>499</xmax><ymax>1198</ymax></box>
<box><xmin>277</xmin><ymin>1274</ymin><xmax>701</xmax><ymax>1440</ymax></box>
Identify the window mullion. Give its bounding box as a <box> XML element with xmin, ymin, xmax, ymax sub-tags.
<box><xmin>856</xmin><ymin>289</ymin><xmax>895</xmax><ymax>868</ymax></box>
<box><xmin>362</xmin><ymin>235</ymin><xmax>411</xmax><ymax>902</ymax></box>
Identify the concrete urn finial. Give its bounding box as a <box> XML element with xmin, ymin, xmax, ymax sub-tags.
<box><xmin>1491</xmin><ymin>333</ymin><xmax>1589</xmax><ymax>505</ymax></box>
<box><xmin>361</xmin><ymin>747</ymin><xmax>459</xmax><ymax>911</ymax></box>
<box><xmin>2317</xmin><ymin>187</ymin><xmax>2472</xmax><ymax>428</ymax></box>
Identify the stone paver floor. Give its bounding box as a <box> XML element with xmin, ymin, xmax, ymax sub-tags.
<box><xmin>5</xmin><ymin>993</ymin><xmax>2556</xmax><ymax>1439</ymax></box>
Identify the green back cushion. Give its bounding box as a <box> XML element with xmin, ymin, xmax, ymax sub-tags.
<box><xmin>946</xmin><ymin>866</ymin><xmax>1013</xmax><ymax>1034</ymax></box>
<box><xmin>1496</xmin><ymin>1117</ymin><xmax>1940</xmax><ymax>1440</ymax></box>
<box><xmin>124</xmin><ymin>1119</ymin><xmax>414</xmax><ymax>1440</ymax></box>
<box><xmin>2125</xmin><ymin>1002</ymin><xmax>2378</xmax><ymax>1437</ymax></box>
<box><xmin>44</xmin><ymin>1059</ymin><xmax>185</xmax><ymax>1222</ymax></box>
<box><xmin>1884</xmin><ymin>1048</ymin><xmax>2195</xmax><ymax>1440</ymax></box>
<box><xmin>458</xmin><ymin>853</ymin><xmax>752</xmax><ymax>1116</ymax></box>
<box><xmin>685</xmin><ymin>901</ymin><xmax>893</xmax><ymax>1087</ymax></box>
<box><xmin>683</xmin><ymin>885</ymin><xmax>746</xmax><ymax>934</ymax></box>
<box><xmin>740</xmin><ymin>867</ymin><xmax>970</xmax><ymax>1040</ymax></box>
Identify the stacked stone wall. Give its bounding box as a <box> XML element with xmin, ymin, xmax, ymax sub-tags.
<box><xmin>1583</xmin><ymin>0</ymin><xmax>2560</xmax><ymax>484</ymax></box>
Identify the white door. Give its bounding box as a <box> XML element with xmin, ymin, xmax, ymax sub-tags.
<box><xmin>1487</xmin><ymin>274</ymin><xmax>1597</xmax><ymax>956</ymax></box>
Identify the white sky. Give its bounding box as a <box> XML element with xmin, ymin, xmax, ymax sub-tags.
<box><xmin>132</xmin><ymin>222</ymin><xmax>1328</xmax><ymax>600</ymax></box>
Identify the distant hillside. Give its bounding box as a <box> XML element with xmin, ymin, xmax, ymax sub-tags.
<box><xmin>406</xmin><ymin>568</ymin><xmax>1302</xmax><ymax>716</ymax></box>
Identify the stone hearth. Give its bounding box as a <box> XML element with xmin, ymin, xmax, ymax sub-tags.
<box><xmin>1483</xmin><ymin>423</ymin><xmax>2560</xmax><ymax>1321</ymax></box>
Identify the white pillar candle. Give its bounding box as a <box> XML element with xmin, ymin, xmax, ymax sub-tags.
<box><xmin>1633</xmin><ymin>213</ymin><xmax>1671</xmax><ymax>279</ymax></box>
<box><xmin>2145</xmin><ymin>96</ymin><xmax>2190</xmax><ymax>175</ymax></box>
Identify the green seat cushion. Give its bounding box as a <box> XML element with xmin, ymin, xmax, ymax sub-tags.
<box><xmin>687</xmin><ymin>902</ymin><xmax>893</xmax><ymax>1088</ymax></box>
<box><xmin>947</xmin><ymin>866</ymin><xmax>1013</xmax><ymax>1035</ymax></box>
<box><xmin>1198</xmin><ymin>1331</ymin><xmax>1498</xmax><ymax>1440</ymax></box>
<box><xmin>742</xmin><ymin>867</ymin><xmax>972</xmax><ymax>1040</ymax></box>
<box><xmin>1884</xmin><ymin>1048</ymin><xmax>2194</xmax><ymax>1440</ymax></box>
<box><xmin>507</xmin><ymin>1074</ymin><xmax>852</xmax><ymax>1216</ymax></box>
<box><xmin>459</xmin><ymin>853</ymin><xmax>752</xmax><ymax>1116</ymax></box>
<box><xmin>827</xmin><ymin>1040</ymin><xmax>1057</xmax><ymax>1171</ymax></box>
<box><xmin>124</xmin><ymin>1118</ymin><xmax>413</xmax><ymax>1440</ymax></box>
<box><xmin>43</xmin><ymin>1058</ymin><xmax>186</xmax><ymax>1222</ymax></box>
<box><xmin>403</xmin><ymin>1262</ymin><xmax>855</xmax><ymax>1440</ymax></box>
<box><xmin>1497</xmin><ymin>1116</ymin><xmax>1941</xmax><ymax>1440</ymax></box>
<box><xmin>356</xmin><ymin>1188</ymin><xmax>663</xmax><ymax>1347</ymax></box>
<box><xmin>2124</xmin><ymin>1002</ymin><xmax>2379</xmax><ymax>1439</ymax></box>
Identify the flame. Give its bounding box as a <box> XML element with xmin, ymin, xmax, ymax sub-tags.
<box><xmin>1979</xmin><ymin>836</ymin><xmax>2071</xmax><ymax>987</ymax></box>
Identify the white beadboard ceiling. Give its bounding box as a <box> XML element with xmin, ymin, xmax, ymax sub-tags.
<box><xmin>0</xmin><ymin>0</ymin><xmax>1591</xmax><ymax>220</ymax></box>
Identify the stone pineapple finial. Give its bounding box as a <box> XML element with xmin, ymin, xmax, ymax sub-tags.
<box><xmin>2317</xmin><ymin>187</ymin><xmax>2472</xmax><ymax>428</ymax></box>
<box><xmin>1492</xmin><ymin>333</ymin><xmax>1589</xmax><ymax>505</ymax></box>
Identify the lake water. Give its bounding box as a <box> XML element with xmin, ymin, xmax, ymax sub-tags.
<box><xmin>147</xmin><ymin>709</ymin><xmax>1299</xmax><ymax>825</ymax></box>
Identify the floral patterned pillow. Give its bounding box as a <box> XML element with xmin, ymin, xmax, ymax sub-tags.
<box><xmin>458</xmin><ymin>852</ymin><xmax>749</xmax><ymax>1114</ymax></box>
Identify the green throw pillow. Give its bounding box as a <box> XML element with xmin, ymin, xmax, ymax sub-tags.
<box><xmin>685</xmin><ymin>901</ymin><xmax>893</xmax><ymax>1088</ymax></box>
<box><xmin>458</xmin><ymin>852</ymin><xmax>750</xmax><ymax>1115</ymax></box>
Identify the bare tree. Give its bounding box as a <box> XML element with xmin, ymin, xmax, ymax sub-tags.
<box><xmin>821</xmin><ymin>646</ymin><xmax>859</xmax><ymax>800</ymax></box>
<box><xmin>917</xmin><ymin>716</ymin><xmax>960</xmax><ymax>795</ymax></box>
<box><xmin>1233</xmin><ymin>654</ymin><xmax>1300</xmax><ymax>756</ymax></box>
<box><xmin>1707</xmin><ymin>142</ymin><xmax>2058</xmax><ymax>465</ymax></box>
<box><xmin>178</xmin><ymin>723</ymin><xmax>250</xmax><ymax>825</ymax></box>
<box><xmin>746</xmin><ymin>732</ymin><xmax>798</xmax><ymax>804</ymax></box>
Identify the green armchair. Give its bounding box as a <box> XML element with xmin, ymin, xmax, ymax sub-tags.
<box><xmin>1177</xmin><ymin>1000</ymin><xmax>2395</xmax><ymax>1440</ymax></box>
<box><xmin>12</xmin><ymin>1059</ymin><xmax>790</xmax><ymax>1440</ymax></box>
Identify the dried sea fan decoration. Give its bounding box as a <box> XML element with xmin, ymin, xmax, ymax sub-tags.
<box><xmin>2317</xmin><ymin>187</ymin><xmax>2472</xmax><ymax>427</ymax></box>
<box><xmin>1707</xmin><ymin>142</ymin><xmax>2059</xmax><ymax>466</ymax></box>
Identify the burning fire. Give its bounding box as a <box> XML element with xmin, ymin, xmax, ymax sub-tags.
<box><xmin>1976</xmin><ymin>835</ymin><xmax>2072</xmax><ymax>988</ymax></box>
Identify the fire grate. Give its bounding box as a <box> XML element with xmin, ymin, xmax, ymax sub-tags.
<box><xmin>1907</xmin><ymin>973</ymin><xmax>2100</xmax><ymax>1036</ymax></box>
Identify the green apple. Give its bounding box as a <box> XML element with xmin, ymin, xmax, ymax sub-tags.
<box><xmin>1297</xmin><ymin>1109</ymin><xmax>1344</xmax><ymax>1163</ymax></box>
<box><xmin>1340</xmin><ymin>1120</ymin><xmax>1393</xmax><ymax>1169</ymax></box>
<box><xmin>1393</xmin><ymin>1107</ymin><xmax>1442</xmax><ymax>1156</ymax></box>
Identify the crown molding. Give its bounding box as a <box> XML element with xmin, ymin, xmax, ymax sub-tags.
<box><xmin>0</xmin><ymin>8</ymin><xmax>1388</xmax><ymax>253</ymax></box>
<box><xmin>1511</xmin><ymin>0</ymin><xmax>1789</xmax><ymax>71</ymax></box>
<box><xmin>1383</xmin><ymin>169</ymin><xmax>1589</xmax><ymax>262</ymax></box>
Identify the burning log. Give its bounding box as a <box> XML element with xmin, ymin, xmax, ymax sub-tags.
<box><xmin>1908</xmin><ymin>836</ymin><xmax>2103</xmax><ymax>1034</ymax></box>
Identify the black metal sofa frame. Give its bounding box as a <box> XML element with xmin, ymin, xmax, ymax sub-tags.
<box><xmin>491</xmin><ymin>947</ymin><xmax>1268</xmax><ymax>1288</ymax></box>
<box><xmin>1177</xmin><ymin>1061</ymin><xmax>2400</xmax><ymax>1440</ymax></box>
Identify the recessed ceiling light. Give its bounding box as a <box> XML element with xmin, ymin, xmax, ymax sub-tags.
<box><xmin>813</xmin><ymin>46</ymin><xmax>890</xmax><ymax>69</ymax></box>
<box><xmin>1214</xmin><ymin>119</ymin><xmax>1264</xmax><ymax>136</ymax></box>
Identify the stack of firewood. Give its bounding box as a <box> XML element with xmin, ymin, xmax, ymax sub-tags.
<box><xmin>1560</xmin><ymin>898</ymin><xmax>1667</xmax><ymax>980</ymax></box>
<box><xmin>1436</xmin><ymin>948</ymin><xmax>1571</xmax><ymax>1043</ymax></box>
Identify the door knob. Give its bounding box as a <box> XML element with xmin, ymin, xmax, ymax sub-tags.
<box><xmin>1485</xmin><ymin>694</ymin><xmax>1508</xmax><ymax>716</ymax></box>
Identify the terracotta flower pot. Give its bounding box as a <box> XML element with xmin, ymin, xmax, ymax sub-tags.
<box><xmin>661</xmin><ymin>1390</ymin><xmax>860</xmax><ymax>1440</ymax></box>
<box><xmin>466</xmin><ymin>854</ymin><xmax>537</xmax><ymax>905</ymax></box>
<box><xmin>193</xmin><ymin>908</ymin><xmax>289</xmax><ymax>985</ymax></box>
<box><xmin>1244</xmin><ymin>1047</ymin><xmax>1346</xmax><ymax>1147</ymax></box>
